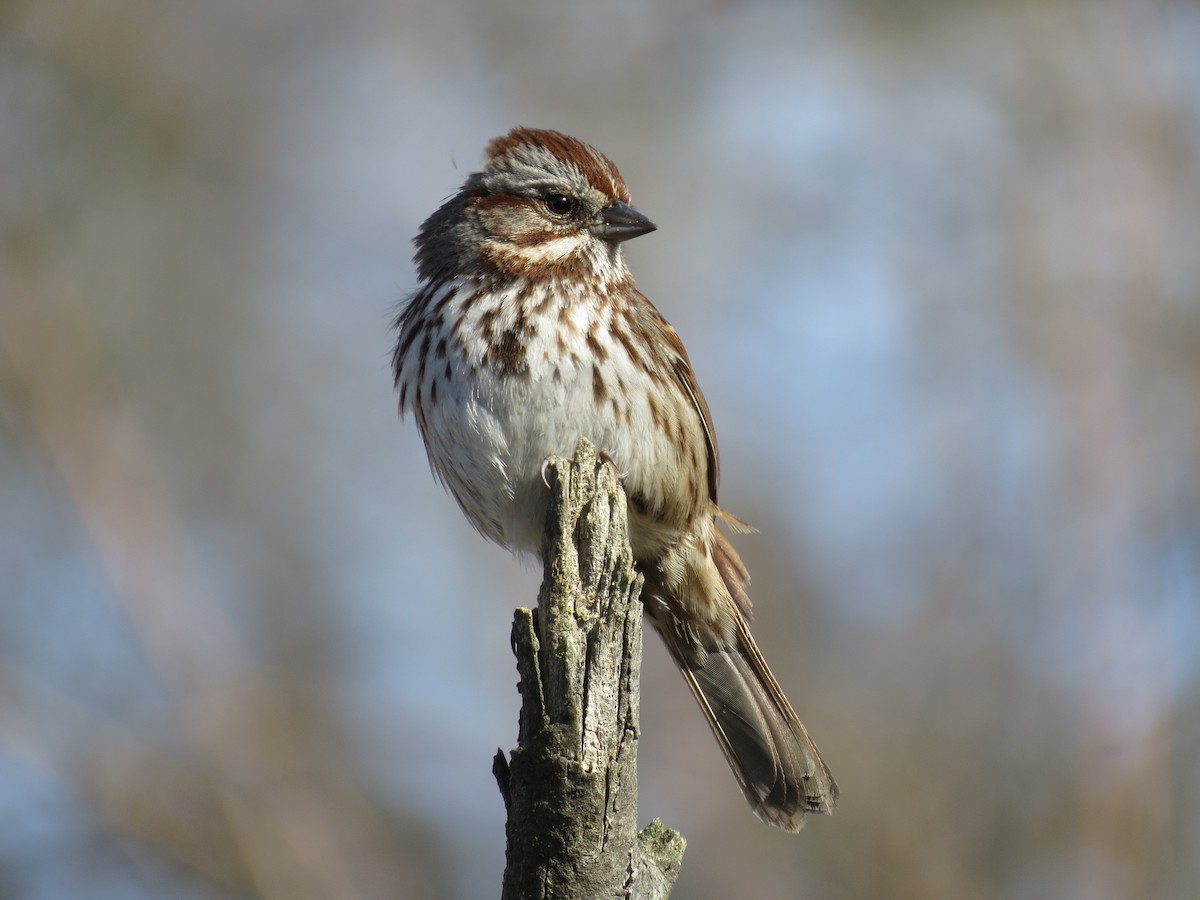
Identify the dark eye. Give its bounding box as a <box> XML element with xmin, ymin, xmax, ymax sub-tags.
<box><xmin>544</xmin><ymin>193</ymin><xmax>575</xmax><ymax>217</ymax></box>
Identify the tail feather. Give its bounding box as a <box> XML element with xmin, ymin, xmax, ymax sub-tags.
<box><xmin>650</xmin><ymin>528</ymin><xmax>838</xmax><ymax>831</ymax></box>
<box><xmin>669</xmin><ymin>615</ymin><xmax>838</xmax><ymax>831</ymax></box>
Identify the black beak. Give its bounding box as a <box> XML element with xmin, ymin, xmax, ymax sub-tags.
<box><xmin>592</xmin><ymin>201</ymin><xmax>657</xmax><ymax>243</ymax></box>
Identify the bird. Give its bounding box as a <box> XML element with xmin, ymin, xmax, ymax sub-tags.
<box><xmin>392</xmin><ymin>127</ymin><xmax>837</xmax><ymax>830</ymax></box>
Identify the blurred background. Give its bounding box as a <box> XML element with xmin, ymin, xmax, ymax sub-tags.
<box><xmin>2</xmin><ymin>0</ymin><xmax>1198</xmax><ymax>897</ymax></box>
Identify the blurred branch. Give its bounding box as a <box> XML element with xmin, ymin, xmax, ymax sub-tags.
<box><xmin>492</xmin><ymin>439</ymin><xmax>685</xmax><ymax>899</ymax></box>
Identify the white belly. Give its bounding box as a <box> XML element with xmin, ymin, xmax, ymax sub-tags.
<box><xmin>398</xmin><ymin>277</ymin><xmax>705</xmax><ymax>556</ymax></box>
<box><xmin>423</xmin><ymin>341</ymin><xmax>638</xmax><ymax>554</ymax></box>
<box><xmin>411</xmin><ymin>282</ymin><xmax>700</xmax><ymax>557</ymax></box>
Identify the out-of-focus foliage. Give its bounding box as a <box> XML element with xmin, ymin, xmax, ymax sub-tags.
<box><xmin>1</xmin><ymin>1</ymin><xmax>1197</xmax><ymax>897</ymax></box>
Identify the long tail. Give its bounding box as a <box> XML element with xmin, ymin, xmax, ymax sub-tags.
<box><xmin>649</xmin><ymin>530</ymin><xmax>838</xmax><ymax>831</ymax></box>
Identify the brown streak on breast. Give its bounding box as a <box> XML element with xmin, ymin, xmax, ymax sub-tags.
<box><xmin>415</xmin><ymin>333</ymin><xmax>431</xmax><ymax>391</ymax></box>
<box><xmin>513</xmin><ymin>290</ymin><xmax>536</xmax><ymax>336</ymax></box>
<box><xmin>611</xmin><ymin>322</ymin><xmax>640</xmax><ymax>368</ymax></box>
<box><xmin>647</xmin><ymin>394</ymin><xmax>666</xmax><ymax>432</ymax></box>
<box><xmin>490</xmin><ymin>328</ymin><xmax>528</xmax><ymax>379</ymax></box>
<box><xmin>612</xmin><ymin>397</ymin><xmax>629</xmax><ymax>427</ymax></box>
<box><xmin>478</xmin><ymin>304</ymin><xmax>499</xmax><ymax>339</ymax></box>
<box><xmin>673</xmin><ymin>415</ymin><xmax>687</xmax><ymax>451</ymax></box>
<box><xmin>585</xmin><ymin>329</ymin><xmax>609</xmax><ymax>363</ymax></box>
<box><xmin>592</xmin><ymin>366</ymin><xmax>608</xmax><ymax>404</ymax></box>
<box><xmin>433</xmin><ymin>288</ymin><xmax>457</xmax><ymax>315</ymax></box>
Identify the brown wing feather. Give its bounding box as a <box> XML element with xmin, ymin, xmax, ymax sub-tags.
<box><xmin>636</xmin><ymin>292</ymin><xmax>721</xmax><ymax>503</ymax></box>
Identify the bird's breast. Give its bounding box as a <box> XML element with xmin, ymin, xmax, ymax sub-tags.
<box><xmin>407</xmin><ymin>279</ymin><xmax>707</xmax><ymax>558</ymax></box>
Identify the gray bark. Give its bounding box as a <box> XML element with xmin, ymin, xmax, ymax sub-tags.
<box><xmin>493</xmin><ymin>439</ymin><xmax>685</xmax><ymax>899</ymax></box>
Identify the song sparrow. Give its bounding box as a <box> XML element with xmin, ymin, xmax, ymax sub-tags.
<box><xmin>393</xmin><ymin>127</ymin><xmax>837</xmax><ymax>830</ymax></box>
